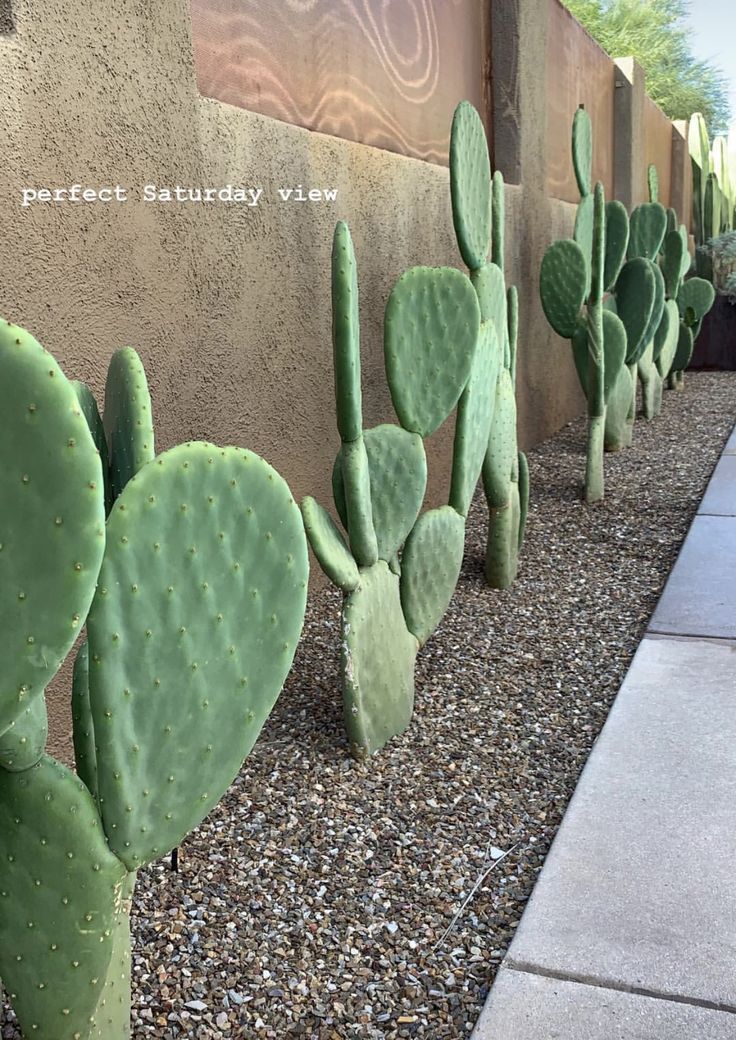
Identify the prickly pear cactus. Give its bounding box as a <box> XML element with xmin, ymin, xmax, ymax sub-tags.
<box><xmin>0</xmin><ymin>323</ymin><xmax>308</xmax><ymax>1038</ymax></box>
<box><xmin>539</xmin><ymin>108</ymin><xmax>628</xmax><ymax>502</ymax></box>
<box><xmin>449</xmin><ymin>99</ymin><xmax>529</xmax><ymax>586</ymax></box>
<box><xmin>302</xmin><ymin>221</ymin><xmax>486</xmax><ymax>759</ymax></box>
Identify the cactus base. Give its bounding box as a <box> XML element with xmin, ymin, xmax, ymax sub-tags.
<box><xmin>584</xmin><ymin>414</ymin><xmax>605</xmax><ymax>503</ymax></box>
<box><xmin>485</xmin><ymin>483</ymin><xmax>521</xmax><ymax>589</ymax></box>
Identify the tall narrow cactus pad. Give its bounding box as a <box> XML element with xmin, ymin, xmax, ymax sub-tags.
<box><xmin>539</xmin><ymin>239</ymin><xmax>587</xmax><ymax>338</ymax></box>
<box><xmin>384</xmin><ymin>266</ymin><xmax>480</xmax><ymax>437</ymax></box>
<box><xmin>661</xmin><ymin>230</ymin><xmax>686</xmax><ymax>299</ymax></box>
<box><xmin>604</xmin><ymin>201</ymin><xmax>630</xmax><ymax>291</ymax></box>
<box><xmin>671</xmin><ymin>324</ymin><xmax>695</xmax><ymax>377</ymax></box>
<box><xmin>450</xmin><ymin>322</ymin><xmax>500</xmax><ymax>517</ymax></box>
<box><xmin>572</xmin><ymin>107</ymin><xmax>593</xmax><ymax>197</ymax></box>
<box><xmin>73</xmin><ymin>381</ymin><xmax>112</xmax><ymax>513</ymax></box>
<box><xmin>571</xmin><ymin>311</ymin><xmax>627</xmax><ymax>402</ymax></box>
<box><xmin>342</xmin><ymin>561</ymin><xmax>418</xmax><ymax>760</ymax></box>
<box><xmin>338</xmin><ymin>438</ymin><xmax>378</xmax><ymax>566</ymax></box>
<box><xmin>400</xmin><ymin>507</ymin><xmax>465</xmax><ymax>647</ymax></box>
<box><xmin>331</xmin><ymin>221</ymin><xmax>362</xmax><ymax>442</ymax></box>
<box><xmin>0</xmin><ymin>320</ymin><xmax>105</xmax><ymax>735</ymax></box>
<box><xmin>655</xmin><ymin>300</ymin><xmax>681</xmax><ymax>379</ymax></box>
<box><xmin>517</xmin><ymin>452</ymin><xmax>529</xmax><ymax>549</ymax></box>
<box><xmin>471</xmin><ymin>261</ymin><xmax>507</xmax><ymax>348</ymax></box>
<box><xmin>104</xmin><ymin>348</ymin><xmax>154</xmax><ymax>501</ymax></box>
<box><xmin>0</xmin><ymin>756</ymin><xmax>129</xmax><ymax>1040</ymax></box>
<box><xmin>615</xmin><ymin>259</ymin><xmax>657</xmax><ymax>363</ymax></box>
<box><xmin>449</xmin><ymin>100</ymin><xmax>492</xmax><ymax>271</ymax></box>
<box><xmin>482</xmin><ymin>371</ymin><xmax>522</xmax><ymax>587</ymax></box>
<box><xmin>604</xmin><ymin>364</ymin><xmax>634</xmax><ymax>451</ymax></box>
<box><xmin>647</xmin><ymin>164</ymin><xmax>659</xmax><ymax>202</ymax></box>
<box><xmin>72</xmin><ymin>640</ymin><xmax>99</xmax><ymax>801</ymax></box>
<box><xmin>86</xmin><ymin>443</ymin><xmax>308</xmax><ymax>870</ymax></box>
<box><xmin>574</xmin><ymin>193</ymin><xmax>594</xmax><ymax>293</ymax></box>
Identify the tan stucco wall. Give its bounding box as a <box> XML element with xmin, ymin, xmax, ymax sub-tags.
<box><xmin>0</xmin><ymin>0</ymin><xmax>584</xmax><ymax>761</ymax></box>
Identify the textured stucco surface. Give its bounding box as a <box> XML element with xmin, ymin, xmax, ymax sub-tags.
<box><xmin>0</xmin><ymin>0</ymin><xmax>583</xmax><ymax>761</ymax></box>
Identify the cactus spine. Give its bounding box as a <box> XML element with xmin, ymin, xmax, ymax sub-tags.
<box><xmin>449</xmin><ymin>100</ymin><xmax>529</xmax><ymax>586</ymax></box>
<box><xmin>0</xmin><ymin>323</ymin><xmax>308</xmax><ymax>1038</ymax></box>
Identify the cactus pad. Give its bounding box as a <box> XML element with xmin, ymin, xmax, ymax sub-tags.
<box><xmin>517</xmin><ymin>452</ymin><xmax>529</xmax><ymax>549</ymax></box>
<box><xmin>384</xmin><ymin>266</ymin><xmax>480</xmax><ymax>438</ymax></box>
<box><xmin>604</xmin><ymin>201</ymin><xmax>630</xmax><ymax>291</ymax></box>
<box><xmin>73</xmin><ymin>381</ymin><xmax>112</xmax><ymax>513</ymax></box>
<box><xmin>539</xmin><ymin>239</ymin><xmax>587</xmax><ymax>338</ymax></box>
<box><xmin>331</xmin><ymin>221</ymin><xmax>363</xmax><ymax>442</ymax></box>
<box><xmin>615</xmin><ymin>258</ymin><xmax>657</xmax><ymax>363</ymax></box>
<box><xmin>574</xmin><ymin>193</ymin><xmax>594</xmax><ymax>293</ymax></box>
<box><xmin>471</xmin><ymin>261</ymin><xmax>507</xmax><ymax>348</ymax></box>
<box><xmin>449</xmin><ymin>100</ymin><xmax>492</xmax><ymax>270</ymax></box>
<box><xmin>332</xmin><ymin>426</ymin><xmax>427</xmax><ymax>563</ymax></box>
<box><xmin>655</xmin><ymin>300</ymin><xmax>681</xmax><ymax>377</ymax></box>
<box><xmin>104</xmin><ymin>347</ymin><xmax>155</xmax><ymax>500</ymax></box>
<box><xmin>342</xmin><ymin>561</ymin><xmax>418</xmax><ymax>759</ymax></box>
<box><xmin>301</xmin><ymin>496</ymin><xmax>359</xmax><ymax>592</ymax></box>
<box><xmin>671</xmin><ymin>323</ymin><xmax>694</xmax><ymax>373</ymax></box>
<box><xmin>0</xmin><ymin>756</ymin><xmax>129</xmax><ymax>1040</ymax></box>
<box><xmin>338</xmin><ymin>437</ymin><xmax>379</xmax><ymax>566</ymax></box>
<box><xmin>647</xmin><ymin>164</ymin><xmax>659</xmax><ymax>202</ymax></box>
<box><xmin>571</xmin><ymin>310</ymin><xmax>627</xmax><ymax>401</ymax></box>
<box><xmin>86</xmin><ymin>442</ymin><xmax>308</xmax><ymax>870</ymax></box>
<box><xmin>0</xmin><ymin>693</ymin><xmax>47</xmax><ymax>772</ymax></box>
<box><xmin>0</xmin><ymin>320</ymin><xmax>106</xmax><ymax>736</ymax></box>
<box><xmin>450</xmin><ymin>321</ymin><xmax>500</xmax><ymax>517</ymax></box>
<box><xmin>677</xmin><ymin>277</ymin><xmax>716</xmax><ymax>326</ymax></box>
<box><xmin>661</xmin><ymin>229</ymin><xmax>686</xmax><ymax>298</ymax></box>
<box><xmin>604</xmin><ymin>364</ymin><xmax>634</xmax><ymax>451</ymax></box>
<box><xmin>400</xmin><ymin>506</ymin><xmax>465</xmax><ymax>647</ymax></box>
<box><xmin>627</xmin><ymin>203</ymin><xmax>667</xmax><ymax>260</ymax></box>
<box><xmin>572</xmin><ymin>107</ymin><xmax>593</xmax><ymax>197</ymax></box>
<box><xmin>483</xmin><ymin>369</ymin><xmax>518</xmax><ymax>509</ymax></box>
<box><xmin>72</xmin><ymin>640</ymin><xmax>99</xmax><ymax>801</ymax></box>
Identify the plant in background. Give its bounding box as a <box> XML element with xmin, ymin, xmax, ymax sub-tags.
<box><xmin>0</xmin><ymin>322</ymin><xmax>308</xmax><ymax>1039</ymax></box>
<box><xmin>540</xmin><ymin>107</ymin><xmax>629</xmax><ymax>501</ymax></box>
<box><xmin>302</xmin><ymin>221</ymin><xmax>492</xmax><ymax>759</ymax></box>
<box><xmin>449</xmin><ymin>100</ymin><xmax>529</xmax><ymax>589</ymax></box>
<box><xmin>689</xmin><ymin>112</ymin><xmax>735</xmax><ymax>279</ymax></box>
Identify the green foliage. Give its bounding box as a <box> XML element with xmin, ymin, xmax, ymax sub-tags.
<box><xmin>564</xmin><ymin>0</ymin><xmax>731</xmax><ymax>133</ymax></box>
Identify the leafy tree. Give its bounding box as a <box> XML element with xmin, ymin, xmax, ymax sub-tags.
<box><xmin>564</xmin><ymin>0</ymin><xmax>731</xmax><ymax>134</ymax></box>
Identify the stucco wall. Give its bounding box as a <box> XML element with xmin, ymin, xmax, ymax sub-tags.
<box><xmin>0</xmin><ymin>0</ymin><xmax>584</xmax><ymax>760</ymax></box>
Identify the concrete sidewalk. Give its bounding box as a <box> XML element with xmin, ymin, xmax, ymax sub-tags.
<box><xmin>472</xmin><ymin>425</ymin><xmax>736</xmax><ymax>1039</ymax></box>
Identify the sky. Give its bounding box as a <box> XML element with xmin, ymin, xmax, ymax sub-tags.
<box><xmin>682</xmin><ymin>0</ymin><xmax>736</xmax><ymax>132</ymax></box>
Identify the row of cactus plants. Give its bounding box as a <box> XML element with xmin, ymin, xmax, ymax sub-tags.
<box><xmin>540</xmin><ymin>107</ymin><xmax>714</xmax><ymax>501</ymax></box>
<box><xmin>0</xmin><ymin>98</ymin><xmax>711</xmax><ymax>1038</ymax></box>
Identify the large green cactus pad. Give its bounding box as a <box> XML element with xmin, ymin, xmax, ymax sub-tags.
<box><xmin>87</xmin><ymin>443</ymin><xmax>308</xmax><ymax>870</ymax></box>
<box><xmin>572</xmin><ymin>107</ymin><xmax>593</xmax><ymax>197</ymax></box>
<box><xmin>301</xmin><ymin>496</ymin><xmax>359</xmax><ymax>592</ymax></box>
<box><xmin>450</xmin><ymin>100</ymin><xmax>492</xmax><ymax>271</ymax></box>
<box><xmin>384</xmin><ymin>266</ymin><xmax>480</xmax><ymax>438</ymax></box>
<box><xmin>73</xmin><ymin>381</ymin><xmax>112</xmax><ymax>513</ymax></box>
<box><xmin>574</xmin><ymin>193</ymin><xmax>594</xmax><ymax>294</ymax></box>
<box><xmin>72</xmin><ymin>640</ymin><xmax>99</xmax><ymax>801</ymax></box>
<box><xmin>0</xmin><ymin>693</ymin><xmax>47</xmax><ymax>772</ymax></box>
<box><xmin>640</xmin><ymin>262</ymin><xmax>666</xmax><ymax>353</ymax></box>
<box><xmin>0</xmin><ymin>320</ymin><xmax>105</xmax><ymax>736</ymax></box>
<box><xmin>342</xmin><ymin>561</ymin><xmax>418</xmax><ymax>759</ymax></box>
<box><xmin>627</xmin><ymin>203</ymin><xmax>667</xmax><ymax>260</ymax></box>
<box><xmin>331</xmin><ymin>221</ymin><xmax>363</xmax><ymax>442</ymax></box>
<box><xmin>400</xmin><ymin>506</ymin><xmax>465</xmax><ymax>647</ymax></box>
<box><xmin>677</xmin><ymin>277</ymin><xmax>716</xmax><ymax>326</ymax></box>
<box><xmin>104</xmin><ymin>347</ymin><xmax>155</xmax><ymax>501</ymax></box>
<box><xmin>333</xmin><ymin>424</ymin><xmax>427</xmax><ymax>563</ymax></box>
<box><xmin>0</xmin><ymin>756</ymin><xmax>129</xmax><ymax>1040</ymax></box>
<box><xmin>604</xmin><ymin>200</ymin><xmax>630</xmax><ymax>291</ymax></box>
<box><xmin>539</xmin><ymin>239</ymin><xmax>587</xmax><ymax>338</ymax></box>
<box><xmin>450</xmin><ymin>321</ymin><xmax>500</xmax><ymax>518</ymax></box>
<box><xmin>615</xmin><ymin>258</ymin><xmax>657</xmax><ymax>363</ymax></box>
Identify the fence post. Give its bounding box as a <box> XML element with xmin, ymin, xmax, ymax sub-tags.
<box><xmin>613</xmin><ymin>57</ymin><xmax>645</xmax><ymax>210</ymax></box>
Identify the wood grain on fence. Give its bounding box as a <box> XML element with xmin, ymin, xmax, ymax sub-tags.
<box><xmin>191</xmin><ymin>0</ymin><xmax>491</xmax><ymax>166</ymax></box>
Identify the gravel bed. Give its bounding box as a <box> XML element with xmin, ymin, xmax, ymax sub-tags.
<box><xmin>3</xmin><ymin>372</ymin><xmax>736</xmax><ymax>1039</ymax></box>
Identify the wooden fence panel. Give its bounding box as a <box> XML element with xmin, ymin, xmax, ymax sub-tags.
<box><xmin>191</xmin><ymin>0</ymin><xmax>490</xmax><ymax>166</ymax></box>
